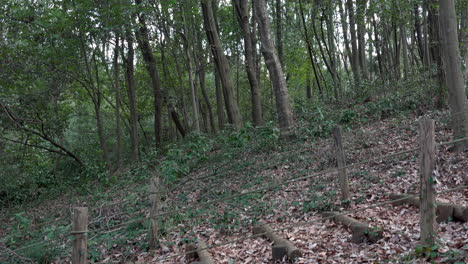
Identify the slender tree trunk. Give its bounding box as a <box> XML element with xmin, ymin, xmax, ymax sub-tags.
<box><xmin>254</xmin><ymin>0</ymin><xmax>294</xmax><ymax>138</ymax></box>
<box><xmin>414</xmin><ymin>4</ymin><xmax>424</xmax><ymax>62</ymax></box>
<box><xmin>113</xmin><ymin>32</ymin><xmax>122</xmax><ymax>168</ymax></box>
<box><xmin>439</xmin><ymin>0</ymin><xmax>468</xmax><ymax>151</ymax></box>
<box><xmin>275</xmin><ymin>0</ymin><xmax>283</xmax><ymax>67</ymax></box>
<box><xmin>400</xmin><ymin>23</ymin><xmax>410</xmax><ymax>79</ymax></box>
<box><xmin>298</xmin><ymin>0</ymin><xmax>323</xmax><ymax>98</ymax></box>
<box><xmin>339</xmin><ymin>1</ymin><xmax>352</xmax><ymax>72</ymax></box>
<box><xmin>306</xmin><ymin>71</ymin><xmax>312</xmax><ymax>99</ymax></box>
<box><xmin>214</xmin><ymin>64</ymin><xmax>225</xmax><ymax>131</ymax></box>
<box><xmin>373</xmin><ymin>15</ymin><xmax>384</xmax><ymax>82</ymax></box>
<box><xmin>422</xmin><ymin>2</ymin><xmax>431</xmax><ymax>68</ymax></box>
<box><xmin>233</xmin><ymin>0</ymin><xmax>263</xmax><ymax>127</ymax></box>
<box><xmin>135</xmin><ymin>0</ymin><xmax>163</xmax><ymax>146</ymax></box>
<box><xmin>124</xmin><ymin>30</ymin><xmax>139</xmax><ymax>161</ymax></box>
<box><xmin>460</xmin><ymin>8</ymin><xmax>468</xmax><ymax>80</ymax></box>
<box><xmin>357</xmin><ymin>0</ymin><xmax>368</xmax><ymax>80</ymax></box>
<box><xmin>346</xmin><ymin>0</ymin><xmax>361</xmax><ymax>87</ymax></box>
<box><xmin>201</xmin><ymin>0</ymin><xmax>242</xmax><ymax>129</ymax></box>
<box><xmin>427</xmin><ymin>0</ymin><xmax>445</xmax><ymax>108</ymax></box>
<box><xmin>78</xmin><ymin>35</ymin><xmax>111</xmax><ymax>169</ymax></box>
<box><xmin>198</xmin><ymin>63</ymin><xmax>216</xmax><ymax>133</ymax></box>
<box><xmin>326</xmin><ymin>0</ymin><xmax>340</xmax><ymax>99</ymax></box>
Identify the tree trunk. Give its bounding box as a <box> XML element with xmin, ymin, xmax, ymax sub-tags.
<box><xmin>339</xmin><ymin>1</ymin><xmax>352</xmax><ymax>73</ymax></box>
<box><xmin>400</xmin><ymin>23</ymin><xmax>410</xmax><ymax>79</ymax></box>
<box><xmin>275</xmin><ymin>0</ymin><xmax>283</xmax><ymax>67</ymax></box>
<box><xmin>422</xmin><ymin>2</ymin><xmax>431</xmax><ymax>68</ymax></box>
<box><xmin>124</xmin><ymin>30</ymin><xmax>139</xmax><ymax>161</ymax></box>
<box><xmin>326</xmin><ymin>0</ymin><xmax>340</xmax><ymax>99</ymax></box>
<box><xmin>201</xmin><ymin>0</ymin><xmax>242</xmax><ymax>129</ymax></box>
<box><xmin>427</xmin><ymin>0</ymin><xmax>445</xmax><ymax>108</ymax></box>
<box><xmin>135</xmin><ymin>0</ymin><xmax>163</xmax><ymax>146</ymax></box>
<box><xmin>214</xmin><ymin>64</ymin><xmax>225</xmax><ymax>131</ymax></box>
<box><xmin>233</xmin><ymin>0</ymin><xmax>263</xmax><ymax>127</ymax></box>
<box><xmin>78</xmin><ymin>34</ymin><xmax>111</xmax><ymax>170</ymax></box>
<box><xmin>198</xmin><ymin>62</ymin><xmax>216</xmax><ymax>133</ymax></box>
<box><xmin>113</xmin><ymin>32</ymin><xmax>122</xmax><ymax>168</ymax></box>
<box><xmin>346</xmin><ymin>0</ymin><xmax>361</xmax><ymax>87</ymax></box>
<box><xmin>254</xmin><ymin>0</ymin><xmax>294</xmax><ymax>138</ymax></box>
<box><xmin>439</xmin><ymin>0</ymin><xmax>468</xmax><ymax>151</ymax></box>
<box><xmin>357</xmin><ymin>0</ymin><xmax>368</xmax><ymax>80</ymax></box>
<box><xmin>298</xmin><ymin>0</ymin><xmax>323</xmax><ymax>98</ymax></box>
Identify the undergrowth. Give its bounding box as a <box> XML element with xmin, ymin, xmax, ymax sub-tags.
<box><xmin>0</xmin><ymin>81</ymin><xmax>442</xmax><ymax>262</ymax></box>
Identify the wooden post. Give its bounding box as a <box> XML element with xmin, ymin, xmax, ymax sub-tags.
<box><xmin>419</xmin><ymin>118</ymin><xmax>436</xmax><ymax>246</ymax></box>
<box><xmin>333</xmin><ymin>126</ymin><xmax>350</xmax><ymax>201</ymax></box>
<box><xmin>149</xmin><ymin>177</ymin><xmax>160</xmax><ymax>249</ymax></box>
<box><xmin>72</xmin><ymin>207</ymin><xmax>88</xmax><ymax>264</ymax></box>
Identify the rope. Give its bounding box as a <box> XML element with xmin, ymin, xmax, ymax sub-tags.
<box><xmin>157</xmin><ymin>185</ymin><xmax>468</xmax><ymax>261</ymax></box>
<box><xmin>2</xmin><ymin>134</ymin><xmax>466</xmax><ymax>258</ymax></box>
<box><xmin>81</xmin><ymin>145</ymin><xmax>421</xmax><ymax>236</ymax></box>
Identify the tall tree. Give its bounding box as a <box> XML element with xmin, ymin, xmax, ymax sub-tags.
<box><xmin>356</xmin><ymin>0</ymin><xmax>368</xmax><ymax>80</ymax></box>
<box><xmin>233</xmin><ymin>0</ymin><xmax>263</xmax><ymax>127</ymax></box>
<box><xmin>439</xmin><ymin>0</ymin><xmax>468</xmax><ymax>151</ymax></box>
<box><xmin>113</xmin><ymin>32</ymin><xmax>123</xmax><ymax>168</ymax></box>
<box><xmin>201</xmin><ymin>0</ymin><xmax>242</xmax><ymax>129</ymax></box>
<box><xmin>346</xmin><ymin>0</ymin><xmax>361</xmax><ymax>87</ymax></box>
<box><xmin>135</xmin><ymin>0</ymin><xmax>163</xmax><ymax>146</ymax></box>
<box><xmin>123</xmin><ymin>30</ymin><xmax>139</xmax><ymax>161</ymax></box>
<box><xmin>253</xmin><ymin>0</ymin><xmax>294</xmax><ymax>137</ymax></box>
<box><xmin>275</xmin><ymin>0</ymin><xmax>284</xmax><ymax>67</ymax></box>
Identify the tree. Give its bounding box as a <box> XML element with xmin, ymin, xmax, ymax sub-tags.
<box><xmin>123</xmin><ymin>29</ymin><xmax>140</xmax><ymax>161</ymax></box>
<box><xmin>439</xmin><ymin>0</ymin><xmax>468</xmax><ymax>151</ymax></box>
<box><xmin>135</xmin><ymin>0</ymin><xmax>163</xmax><ymax>146</ymax></box>
<box><xmin>233</xmin><ymin>0</ymin><xmax>263</xmax><ymax>127</ymax></box>
<box><xmin>253</xmin><ymin>0</ymin><xmax>294</xmax><ymax>138</ymax></box>
<box><xmin>201</xmin><ymin>0</ymin><xmax>242</xmax><ymax>130</ymax></box>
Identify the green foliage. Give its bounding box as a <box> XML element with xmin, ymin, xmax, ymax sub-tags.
<box><xmin>414</xmin><ymin>244</ymin><xmax>440</xmax><ymax>260</ymax></box>
<box><xmin>159</xmin><ymin>134</ymin><xmax>214</xmax><ymax>183</ymax></box>
<box><xmin>23</xmin><ymin>244</ymin><xmax>60</xmax><ymax>264</ymax></box>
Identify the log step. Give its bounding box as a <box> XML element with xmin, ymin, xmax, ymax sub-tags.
<box><xmin>390</xmin><ymin>194</ymin><xmax>468</xmax><ymax>222</ymax></box>
<box><xmin>186</xmin><ymin>239</ymin><xmax>215</xmax><ymax>264</ymax></box>
<box><xmin>253</xmin><ymin>221</ymin><xmax>302</xmax><ymax>261</ymax></box>
<box><xmin>322</xmin><ymin>212</ymin><xmax>383</xmax><ymax>244</ymax></box>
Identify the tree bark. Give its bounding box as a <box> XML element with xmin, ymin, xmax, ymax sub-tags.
<box><xmin>275</xmin><ymin>0</ymin><xmax>283</xmax><ymax>67</ymax></box>
<box><xmin>124</xmin><ymin>30</ymin><xmax>139</xmax><ymax>161</ymax></box>
<box><xmin>254</xmin><ymin>0</ymin><xmax>294</xmax><ymax>138</ymax></box>
<box><xmin>214</xmin><ymin>64</ymin><xmax>225</xmax><ymax>131</ymax></box>
<box><xmin>298</xmin><ymin>0</ymin><xmax>323</xmax><ymax>98</ymax></box>
<box><xmin>135</xmin><ymin>0</ymin><xmax>163</xmax><ymax>146</ymax></box>
<box><xmin>357</xmin><ymin>0</ymin><xmax>368</xmax><ymax>80</ymax></box>
<box><xmin>346</xmin><ymin>0</ymin><xmax>361</xmax><ymax>87</ymax></box>
<box><xmin>233</xmin><ymin>0</ymin><xmax>263</xmax><ymax>127</ymax></box>
<box><xmin>439</xmin><ymin>0</ymin><xmax>468</xmax><ymax>151</ymax></box>
<box><xmin>339</xmin><ymin>1</ymin><xmax>352</xmax><ymax>73</ymax></box>
<box><xmin>326</xmin><ymin>0</ymin><xmax>340</xmax><ymax>99</ymax></box>
<box><xmin>201</xmin><ymin>0</ymin><xmax>242</xmax><ymax>129</ymax></box>
<box><xmin>113</xmin><ymin>32</ymin><xmax>122</xmax><ymax>168</ymax></box>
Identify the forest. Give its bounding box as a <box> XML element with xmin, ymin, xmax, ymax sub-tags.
<box><xmin>0</xmin><ymin>0</ymin><xmax>467</xmax><ymax>263</ymax></box>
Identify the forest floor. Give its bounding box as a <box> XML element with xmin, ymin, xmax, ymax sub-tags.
<box><xmin>1</xmin><ymin>109</ymin><xmax>467</xmax><ymax>263</ymax></box>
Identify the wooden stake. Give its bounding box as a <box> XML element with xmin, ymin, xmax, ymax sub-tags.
<box><xmin>333</xmin><ymin>126</ymin><xmax>350</xmax><ymax>201</ymax></box>
<box><xmin>149</xmin><ymin>177</ymin><xmax>160</xmax><ymax>249</ymax></box>
<box><xmin>419</xmin><ymin>118</ymin><xmax>436</xmax><ymax>246</ymax></box>
<box><xmin>72</xmin><ymin>207</ymin><xmax>88</xmax><ymax>264</ymax></box>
